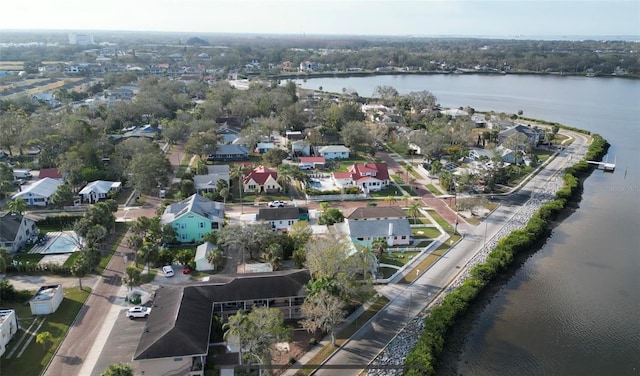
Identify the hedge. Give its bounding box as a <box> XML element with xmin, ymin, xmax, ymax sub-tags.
<box><xmin>404</xmin><ymin>133</ymin><xmax>609</xmax><ymax>375</ymax></box>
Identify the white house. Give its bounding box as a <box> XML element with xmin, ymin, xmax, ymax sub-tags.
<box><xmin>256</xmin><ymin>142</ymin><xmax>276</xmax><ymax>154</ymax></box>
<box><xmin>0</xmin><ymin>310</ymin><xmax>19</xmax><ymax>357</ymax></box>
<box><xmin>30</xmin><ymin>285</ymin><xmax>64</xmax><ymax>315</ymax></box>
<box><xmin>256</xmin><ymin>207</ymin><xmax>304</xmax><ymax>232</ymax></box>
<box><xmin>243</xmin><ymin>166</ymin><xmax>281</xmax><ymax>194</ymax></box>
<box><xmin>194</xmin><ymin>242</ymin><xmax>217</xmax><ymax>271</ymax></box>
<box><xmin>0</xmin><ymin>212</ymin><xmax>38</xmax><ymax>253</ymax></box>
<box><xmin>332</xmin><ymin>163</ymin><xmax>390</xmax><ymax>192</ymax></box>
<box><xmin>299</xmin><ymin>157</ymin><xmax>325</xmax><ymax>169</ymax></box>
<box><xmin>78</xmin><ymin>180</ymin><xmax>122</xmax><ymax>203</ymax></box>
<box><xmin>290</xmin><ymin>140</ymin><xmax>311</xmax><ymax>157</ymax></box>
<box><xmin>316</xmin><ymin>145</ymin><xmax>350</xmax><ymax>160</ymax></box>
<box><xmin>12</xmin><ymin>178</ymin><xmax>63</xmax><ymax>206</ymax></box>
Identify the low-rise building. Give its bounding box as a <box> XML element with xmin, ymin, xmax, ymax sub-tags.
<box><xmin>243</xmin><ymin>165</ymin><xmax>281</xmax><ymax>194</ymax></box>
<box><xmin>0</xmin><ymin>310</ymin><xmax>19</xmax><ymax>357</ymax></box>
<box><xmin>30</xmin><ymin>285</ymin><xmax>64</xmax><ymax>315</ymax></box>
<box><xmin>256</xmin><ymin>207</ymin><xmax>308</xmax><ymax>231</ymax></box>
<box><xmin>12</xmin><ymin>178</ymin><xmax>63</xmax><ymax>207</ymax></box>
<box><xmin>344</xmin><ymin>207</ymin><xmax>411</xmax><ymax>246</ymax></box>
<box><xmin>316</xmin><ymin>145</ymin><xmax>350</xmax><ymax>160</ymax></box>
<box><xmin>78</xmin><ymin>180</ymin><xmax>122</xmax><ymax>203</ymax></box>
<box><xmin>332</xmin><ymin>163</ymin><xmax>390</xmax><ymax>193</ymax></box>
<box><xmin>0</xmin><ymin>212</ymin><xmax>38</xmax><ymax>253</ymax></box>
<box><xmin>160</xmin><ymin>194</ymin><xmax>224</xmax><ymax>243</ymax></box>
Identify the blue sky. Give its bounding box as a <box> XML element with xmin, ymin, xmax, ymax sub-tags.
<box><xmin>3</xmin><ymin>0</ymin><xmax>639</xmax><ymax>38</ymax></box>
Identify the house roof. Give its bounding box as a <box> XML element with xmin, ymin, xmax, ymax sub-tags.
<box><xmin>134</xmin><ymin>270</ymin><xmax>311</xmax><ymax>360</ymax></box>
<box><xmin>257</xmin><ymin>207</ymin><xmax>300</xmax><ymax>221</ymax></box>
<box><xmin>347</xmin><ymin>218</ymin><xmax>412</xmax><ymax>239</ymax></box>
<box><xmin>161</xmin><ymin>193</ymin><xmax>224</xmax><ymax>224</ymax></box>
<box><xmin>12</xmin><ymin>178</ymin><xmax>63</xmax><ymax>200</ymax></box>
<box><xmin>212</xmin><ymin>145</ymin><xmax>249</xmax><ymax>156</ymax></box>
<box><xmin>38</xmin><ymin>168</ymin><xmax>63</xmax><ymax>180</ymax></box>
<box><xmin>78</xmin><ymin>180</ymin><xmax>121</xmax><ymax>195</ymax></box>
<box><xmin>0</xmin><ymin>212</ymin><xmax>31</xmax><ymax>243</ymax></box>
<box><xmin>350</xmin><ymin>163</ymin><xmax>390</xmax><ymax>181</ymax></box>
<box><xmin>243</xmin><ymin>165</ymin><xmax>278</xmax><ymax>185</ymax></box>
<box><xmin>206</xmin><ymin>165</ymin><xmax>230</xmax><ymax>175</ymax></box>
<box><xmin>346</xmin><ymin>206</ymin><xmax>408</xmax><ymax>220</ymax></box>
<box><xmin>256</xmin><ymin>142</ymin><xmax>274</xmax><ymax>149</ymax></box>
<box><xmin>195</xmin><ymin>242</ymin><xmax>216</xmax><ymax>262</ymax></box>
<box><xmin>318</xmin><ymin>145</ymin><xmax>350</xmax><ymax>154</ymax></box>
<box><xmin>299</xmin><ymin>157</ymin><xmax>325</xmax><ymax>164</ymax></box>
<box><xmin>133</xmin><ymin>285</ymin><xmax>214</xmax><ymax>360</ymax></box>
<box><xmin>333</xmin><ymin>172</ymin><xmax>352</xmax><ymax>179</ymax></box>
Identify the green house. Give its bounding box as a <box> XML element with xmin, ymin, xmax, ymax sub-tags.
<box><xmin>160</xmin><ymin>193</ymin><xmax>225</xmax><ymax>243</ymax></box>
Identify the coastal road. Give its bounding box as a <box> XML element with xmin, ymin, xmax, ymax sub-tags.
<box><xmin>311</xmin><ymin>130</ymin><xmax>589</xmax><ymax>375</ymax></box>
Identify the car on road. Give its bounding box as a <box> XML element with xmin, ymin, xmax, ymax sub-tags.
<box><xmin>268</xmin><ymin>200</ymin><xmax>286</xmax><ymax>208</ymax></box>
<box><xmin>126</xmin><ymin>306</ymin><xmax>151</xmax><ymax>319</ymax></box>
<box><xmin>162</xmin><ymin>265</ymin><xmax>175</xmax><ymax>277</ymax></box>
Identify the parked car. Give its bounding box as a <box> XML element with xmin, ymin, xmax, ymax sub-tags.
<box><xmin>268</xmin><ymin>200</ymin><xmax>286</xmax><ymax>208</ymax></box>
<box><xmin>162</xmin><ymin>265</ymin><xmax>175</xmax><ymax>277</ymax></box>
<box><xmin>126</xmin><ymin>306</ymin><xmax>151</xmax><ymax>319</ymax></box>
<box><xmin>182</xmin><ymin>266</ymin><xmax>191</xmax><ymax>275</ymax></box>
<box><xmin>299</xmin><ymin>165</ymin><xmax>313</xmax><ymax>170</ymax></box>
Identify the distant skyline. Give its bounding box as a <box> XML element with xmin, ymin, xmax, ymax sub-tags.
<box><xmin>3</xmin><ymin>0</ymin><xmax>639</xmax><ymax>39</ymax></box>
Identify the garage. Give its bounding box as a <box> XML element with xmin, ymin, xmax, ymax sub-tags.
<box><xmin>29</xmin><ymin>285</ymin><xmax>64</xmax><ymax>315</ymax></box>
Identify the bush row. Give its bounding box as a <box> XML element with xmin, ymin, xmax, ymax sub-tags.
<box><xmin>36</xmin><ymin>215</ymin><xmax>83</xmax><ymax>227</ymax></box>
<box><xmin>7</xmin><ymin>262</ymin><xmax>72</xmax><ymax>275</ymax></box>
<box><xmin>518</xmin><ymin>116</ymin><xmax>592</xmax><ymax>135</ymax></box>
<box><xmin>304</xmin><ymin>186</ymin><xmax>361</xmax><ymax>195</ymax></box>
<box><xmin>404</xmin><ymin>133</ymin><xmax>610</xmax><ymax>375</ymax></box>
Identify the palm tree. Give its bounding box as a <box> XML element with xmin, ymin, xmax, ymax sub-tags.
<box><xmin>6</xmin><ymin>198</ymin><xmax>27</xmax><ymax>214</ymax></box>
<box><xmin>263</xmin><ymin>244</ymin><xmax>283</xmax><ymax>271</ymax></box>
<box><xmin>205</xmin><ymin>247</ymin><xmax>223</xmax><ymax>270</ymax></box>
<box><xmin>277</xmin><ymin>164</ymin><xmax>294</xmax><ymax>194</ymax></box>
<box><xmin>408</xmin><ymin>202</ymin><xmax>422</xmax><ymax>224</ymax></box>
<box><xmin>372</xmin><ymin>238</ymin><xmax>387</xmax><ymax>259</ymax></box>
<box><xmin>384</xmin><ymin>195</ymin><xmax>397</xmax><ymax>206</ymax></box>
<box><xmin>223</xmin><ymin>311</ymin><xmax>250</xmax><ymax>365</ymax></box>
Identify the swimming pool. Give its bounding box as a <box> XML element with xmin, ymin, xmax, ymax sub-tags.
<box><xmin>41</xmin><ymin>232</ymin><xmax>82</xmax><ymax>254</ymax></box>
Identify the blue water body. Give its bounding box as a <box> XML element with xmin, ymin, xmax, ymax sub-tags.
<box><xmin>296</xmin><ymin>74</ymin><xmax>640</xmax><ymax>374</ymax></box>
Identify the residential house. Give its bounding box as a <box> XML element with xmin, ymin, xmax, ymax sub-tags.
<box><xmin>255</xmin><ymin>142</ymin><xmax>275</xmax><ymax>154</ymax></box>
<box><xmin>217</xmin><ymin>123</ymin><xmax>242</xmax><ymax>144</ymax></box>
<box><xmin>299</xmin><ymin>61</ymin><xmax>319</xmax><ymax>72</ymax></box>
<box><xmin>285</xmin><ymin>130</ymin><xmax>304</xmax><ymax>141</ymax></box>
<box><xmin>194</xmin><ymin>242</ymin><xmax>217</xmax><ymax>271</ymax></box>
<box><xmin>78</xmin><ymin>180</ymin><xmax>122</xmax><ymax>203</ymax></box>
<box><xmin>29</xmin><ymin>285</ymin><xmax>64</xmax><ymax>315</ymax></box>
<box><xmin>243</xmin><ymin>165</ymin><xmax>281</xmax><ymax>194</ymax></box>
<box><xmin>299</xmin><ymin>157</ymin><xmax>325</xmax><ymax>170</ymax></box>
<box><xmin>256</xmin><ymin>207</ymin><xmax>308</xmax><ymax>231</ymax></box>
<box><xmin>496</xmin><ymin>146</ymin><xmax>523</xmax><ymax>165</ymax></box>
<box><xmin>290</xmin><ymin>140</ymin><xmax>311</xmax><ymax>157</ymax></box>
<box><xmin>12</xmin><ymin>178</ymin><xmax>63</xmax><ymax>206</ymax></box>
<box><xmin>281</xmin><ymin>61</ymin><xmax>295</xmax><ymax>72</ymax></box>
<box><xmin>344</xmin><ymin>207</ymin><xmax>411</xmax><ymax>247</ymax></box>
<box><xmin>332</xmin><ymin>163</ymin><xmax>390</xmax><ymax>193</ymax></box>
<box><xmin>440</xmin><ymin>108</ymin><xmax>469</xmax><ymax>118</ymax></box>
<box><xmin>0</xmin><ymin>212</ymin><xmax>38</xmax><ymax>253</ymax></box>
<box><xmin>193</xmin><ymin>165</ymin><xmax>230</xmax><ymax>194</ymax></box>
<box><xmin>0</xmin><ymin>310</ymin><xmax>19</xmax><ymax>357</ymax></box>
<box><xmin>468</xmin><ymin>149</ymin><xmax>494</xmax><ymax>161</ymax></box>
<box><xmin>316</xmin><ymin>145</ymin><xmax>350</xmax><ymax>160</ymax></box>
<box><xmin>133</xmin><ymin>270</ymin><xmax>311</xmax><ymax>376</ymax></box>
<box><xmin>207</xmin><ymin>145</ymin><xmax>249</xmax><ymax>162</ymax></box>
<box><xmin>498</xmin><ymin>124</ymin><xmax>545</xmax><ymax>148</ymax></box>
<box><xmin>160</xmin><ymin>194</ymin><xmax>225</xmax><ymax>243</ymax></box>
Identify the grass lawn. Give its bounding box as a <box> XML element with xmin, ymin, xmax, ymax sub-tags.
<box><xmin>426</xmin><ymin>184</ymin><xmax>443</xmax><ymax>195</ymax></box>
<box><xmin>2</xmin><ymin>287</ymin><xmax>91</xmax><ymax>376</ymax></box>
<box><xmin>378</xmin><ymin>266</ymin><xmax>398</xmax><ymax>279</ymax></box>
<box><xmin>399</xmin><ymin>234</ymin><xmax>462</xmax><ymax>284</ymax></box>
<box><xmin>390</xmin><ymin>174</ymin><xmax>405</xmax><ymax>184</ymax></box>
<box><xmin>297</xmin><ymin>295</ymin><xmax>390</xmax><ymax>376</ymax></box>
<box><xmin>400</xmin><ymin>185</ymin><xmax>418</xmax><ymax>196</ymax></box>
<box><xmin>412</xmin><ymin>227</ymin><xmax>441</xmax><ymax>239</ymax></box>
<box><xmin>428</xmin><ymin>210</ymin><xmax>455</xmax><ymax>233</ymax></box>
<box><xmin>379</xmin><ymin>251</ymin><xmax>420</xmax><ymax>267</ymax></box>
<box><xmin>140</xmin><ymin>269</ymin><xmax>157</xmax><ymax>283</ymax></box>
<box><xmin>368</xmin><ymin>187</ymin><xmax>402</xmax><ymax>198</ymax></box>
<box><xmin>532</xmin><ymin>148</ymin><xmax>553</xmax><ymax>161</ymax></box>
<box><xmin>12</xmin><ymin>253</ymin><xmax>45</xmax><ymax>264</ymax></box>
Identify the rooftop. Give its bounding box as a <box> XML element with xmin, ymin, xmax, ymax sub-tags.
<box><xmin>31</xmin><ymin>285</ymin><xmax>61</xmax><ymax>302</ymax></box>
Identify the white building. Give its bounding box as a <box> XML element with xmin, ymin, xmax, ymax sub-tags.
<box><xmin>0</xmin><ymin>212</ymin><xmax>38</xmax><ymax>253</ymax></box>
<box><xmin>194</xmin><ymin>242</ymin><xmax>216</xmax><ymax>272</ymax></box>
<box><xmin>79</xmin><ymin>180</ymin><xmax>122</xmax><ymax>203</ymax></box>
<box><xmin>30</xmin><ymin>285</ymin><xmax>64</xmax><ymax>315</ymax></box>
<box><xmin>0</xmin><ymin>310</ymin><xmax>19</xmax><ymax>357</ymax></box>
<box><xmin>12</xmin><ymin>178</ymin><xmax>63</xmax><ymax>206</ymax></box>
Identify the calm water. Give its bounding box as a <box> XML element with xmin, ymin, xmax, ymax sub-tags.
<box><xmin>295</xmin><ymin>75</ymin><xmax>640</xmax><ymax>375</ymax></box>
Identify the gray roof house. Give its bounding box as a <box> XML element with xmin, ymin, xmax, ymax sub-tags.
<box><xmin>344</xmin><ymin>207</ymin><xmax>411</xmax><ymax>247</ymax></box>
<box><xmin>133</xmin><ymin>270</ymin><xmax>311</xmax><ymax>376</ymax></box>
<box><xmin>193</xmin><ymin>165</ymin><xmax>230</xmax><ymax>194</ymax></box>
<box><xmin>256</xmin><ymin>207</ymin><xmax>308</xmax><ymax>231</ymax></box>
<box><xmin>498</xmin><ymin>124</ymin><xmax>545</xmax><ymax>147</ymax></box>
<box><xmin>0</xmin><ymin>212</ymin><xmax>38</xmax><ymax>253</ymax></box>
<box><xmin>160</xmin><ymin>194</ymin><xmax>225</xmax><ymax>243</ymax></box>
<box><xmin>207</xmin><ymin>145</ymin><xmax>249</xmax><ymax>162</ymax></box>
<box><xmin>12</xmin><ymin>178</ymin><xmax>63</xmax><ymax>207</ymax></box>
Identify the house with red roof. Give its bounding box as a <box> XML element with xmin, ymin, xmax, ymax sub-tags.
<box><xmin>243</xmin><ymin>165</ymin><xmax>281</xmax><ymax>194</ymax></box>
<box><xmin>38</xmin><ymin>168</ymin><xmax>64</xmax><ymax>181</ymax></box>
<box><xmin>332</xmin><ymin>163</ymin><xmax>390</xmax><ymax>192</ymax></box>
<box><xmin>299</xmin><ymin>156</ymin><xmax>325</xmax><ymax>170</ymax></box>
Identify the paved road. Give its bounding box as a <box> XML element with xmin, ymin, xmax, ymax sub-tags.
<box><xmin>311</xmin><ymin>130</ymin><xmax>589</xmax><ymax>375</ymax></box>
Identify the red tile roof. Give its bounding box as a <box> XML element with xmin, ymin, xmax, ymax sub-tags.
<box><xmin>333</xmin><ymin>163</ymin><xmax>390</xmax><ymax>182</ymax></box>
<box><xmin>300</xmin><ymin>157</ymin><xmax>326</xmax><ymax>164</ymax></box>
<box><xmin>244</xmin><ymin>165</ymin><xmax>278</xmax><ymax>185</ymax></box>
<box><xmin>333</xmin><ymin>172</ymin><xmax>352</xmax><ymax>179</ymax></box>
<box><xmin>38</xmin><ymin>168</ymin><xmax>63</xmax><ymax>179</ymax></box>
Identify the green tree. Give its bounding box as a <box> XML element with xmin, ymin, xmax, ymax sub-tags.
<box><xmin>100</xmin><ymin>362</ymin><xmax>134</xmax><ymax>376</ymax></box>
<box><xmin>340</xmin><ymin>121</ymin><xmax>374</xmax><ymax>155</ymax></box>
<box><xmin>383</xmin><ymin>195</ymin><xmax>397</xmax><ymax>206</ymax></box>
<box><xmin>408</xmin><ymin>202</ymin><xmax>422</xmax><ymax>223</ymax></box>
<box><xmin>205</xmin><ymin>247</ymin><xmax>223</xmax><ymax>270</ymax></box>
<box><xmin>127</xmin><ymin>152</ymin><xmax>172</xmax><ymax>194</ymax></box>
<box><xmin>262</xmin><ymin>148</ymin><xmax>289</xmax><ymax>167</ymax></box>
<box><xmin>218</xmin><ymin>222</ymin><xmax>276</xmax><ymax>260</ymax></box>
<box><xmin>175</xmin><ymin>249</ymin><xmax>195</xmax><ymax>266</ymax></box>
<box><xmin>372</xmin><ymin>237</ymin><xmax>388</xmax><ymax>259</ymax></box>
<box><xmin>36</xmin><ymin>331</ymin><xmax>52</xmax><ymax>351</ymax></box>
<box><xmin>51</xmin><ymin>184</ymin><xmax>74</xmax><ymax>206</ymax></box>
<box><xmin>262</xmin><ymin>243</ymin><xmax>283</xmax><ymax>271</ymax></box>
<box><xmin>317</xmin><ymin>208</ymin><xmax>344</xmax><ymax>225</ymax></box>
<box><xmin>185</xmin><ymin>130</ymin><xmax>218</xmax><ymax>159</ymax></box>
<box><xmin>301</xmin><ymin>290</ymin><xmax>347</xmax><ymax>347</ymax></box>
<box><xmin>71</xmin><ymin>253</ymin><xmax>92</xmax><ymax>290</ymax></box>
<box><xmin>223</xmin><ymin>307</ymin><xmax>290</xmax><ymax>373</ymax></box>
<box><xmin>6</xmin><ymin>198</ymin><xmax>27</xmax><ymax>214</ymax></box>
<box><xmin>124</xmin><ymin>266</ymin><xmax>142</xmax><ymax>291</ymax></box>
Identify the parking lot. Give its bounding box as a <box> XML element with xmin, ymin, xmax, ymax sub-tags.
<box><xmin>90</xmin><ymin>308</ymin><xmax>147</xmax><ymax>376</ymax></box>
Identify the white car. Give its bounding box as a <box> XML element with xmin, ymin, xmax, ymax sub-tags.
<box><xmin>268</xmin><ymin>201</ymin><xmax>286</xmax><ymax>208</ymax></box>
<box><xmin>126</xmin><ymin>306</ymin><xmax>151</xmax><ymax>319</ymax></box>
<box><xmin>162</xmin><ymin>265</ymin><xmax>175</xmax><ymax>277</ymax></box>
